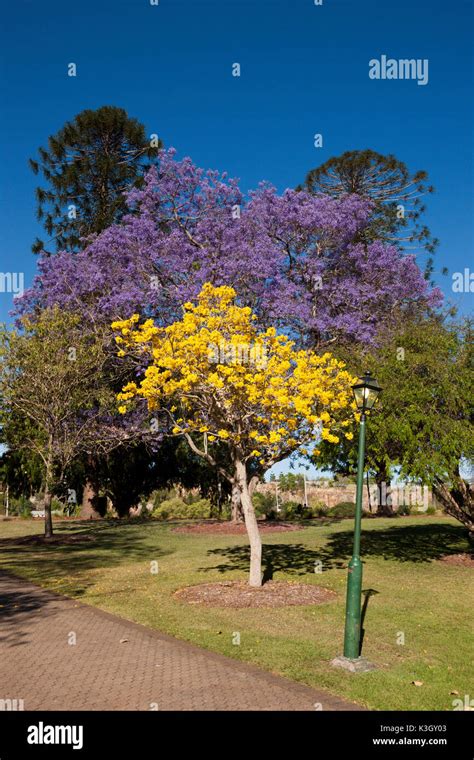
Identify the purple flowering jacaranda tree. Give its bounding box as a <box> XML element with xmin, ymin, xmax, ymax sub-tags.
<box><xmin>17</xmin><ymin>148</ymin><xmax>442</xmax><ymax>348</ymax></box>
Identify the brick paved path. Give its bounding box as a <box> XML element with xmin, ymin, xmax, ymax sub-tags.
<box><xmin>0</xmin><ymin>572</ymin><xmax>362</xmax><ymax>711</ymax></box>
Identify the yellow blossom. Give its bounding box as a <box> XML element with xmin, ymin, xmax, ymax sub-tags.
<box><xmin>113</xmin><ymin>283</ymin><xmax>355</xmax><ymax>470</ymax></box>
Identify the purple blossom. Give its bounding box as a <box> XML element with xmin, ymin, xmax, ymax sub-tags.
<box><xmin>16</xmin><ymin>148</ymin><xmax>442</xmax><ymax>346</ymax></box>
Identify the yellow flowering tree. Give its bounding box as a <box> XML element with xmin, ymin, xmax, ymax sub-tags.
<box><xmin>113</xmin><ymin>283</ymin><xmax>356</xmax><ymax>587</ymax></box>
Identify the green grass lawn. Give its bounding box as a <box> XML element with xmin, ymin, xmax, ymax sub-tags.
<box><xmin>0</xmin><ymin>514</ymin><xmax>472</xmax><ymax>710</ymax></box>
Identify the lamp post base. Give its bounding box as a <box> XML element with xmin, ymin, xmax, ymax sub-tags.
<box><xmin>330</xmin><ymin>655</ymin><xmax>377</xmax><ymax>673</ymax></box>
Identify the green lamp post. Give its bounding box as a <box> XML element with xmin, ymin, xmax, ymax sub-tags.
<box><xmin>342</xmin><ymin>371</ymin><xmax>382</xmax><ymax>663</ymax></box>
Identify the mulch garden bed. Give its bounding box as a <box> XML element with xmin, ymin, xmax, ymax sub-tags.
<box><xmin>172</xmin><ymin>520</ymin><xmax>302</xmax><ymax>535</ymax></box>
<box><xmin>440</xmin><ymin>553</ymin><xmax>474</xmax><ymax>568</ymax></box>
<box><xmin>173</xmin><ymin>580</ymin><xmax>337</xmax><ymax>608</ymax></box>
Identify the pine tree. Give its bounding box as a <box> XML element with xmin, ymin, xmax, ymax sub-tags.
<box><xmin>300</xmin><ymin>149</ymin><xmax>438</xmax><ymax>277</ymax></box>
<box><xmin>29</xmin><ymin>105</ymin><xmax>162</xmax><ymax>253</ymax></box>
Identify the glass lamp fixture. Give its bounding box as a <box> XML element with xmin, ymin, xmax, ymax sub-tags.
<box><xmin>352</xmin><ymin>371</ymin><xmax>382</xmax><ymax>413</ymax></box>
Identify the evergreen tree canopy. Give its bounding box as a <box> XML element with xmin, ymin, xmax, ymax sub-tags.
<box><xmin>29</xmin><ymin>105</ymin><xmax>162</xmax><ymax>253</ymax></box>
<box><xmin>300</xmin><ymin>149</ymin><xmax>438</xmax><ymax>274</ymax></box>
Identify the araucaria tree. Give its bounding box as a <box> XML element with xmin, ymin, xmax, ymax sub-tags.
<box><xmin>300</xmin><ymin>149</ymin><xmax>438</xmax><ymax>264</ymax></box>
<box><xmin>29</xmin><ymin>105</ymin><xmax>162</xmax><ymax>253</ymax></box>
<box><xmin>113</xmin><ymin>283</ymin><xmax>356</xmax><ymax>586</ymax></box>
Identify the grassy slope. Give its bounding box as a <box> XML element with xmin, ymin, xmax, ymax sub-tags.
<box><xmin>0</xmin><ymin>515</ymin><xmax>472</xmax><ymax>710</ymax></box>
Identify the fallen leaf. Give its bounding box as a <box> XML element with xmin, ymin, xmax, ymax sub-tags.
<box><xmin>119</xmin><ymin>638</ymin><xmax>129</xmax><ymax>644</ymax></box>
<box><xmin>412</xmin><ymin>680</ymin><xmax>423</xmax><ymax>687</ymax></box>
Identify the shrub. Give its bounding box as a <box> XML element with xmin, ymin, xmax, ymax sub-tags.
<box><xmin>426</xmin><ymin>505</ymin><xmax>437</xmax><ymax>515</ymax></box>
<box><xmin>398</xmin><ymin>503</ymin><xmax>412</xmax><ymax>516</ymax></box>
<box><xmin>280</xmin><ymin>501</ymin><xmax>305</xmax><ymax>520</ymax></box>
<box><xmin>64</xmin><ymin>502</ymin><xmax>81</xmax><ymax>517</ymax></box>
<box><xmin>327</xmin><ymin>501</ymin><xmax>366</xmax><ymax>519</ymax></box>
<box><xmin>152</xmin><ymin>496</ymin><xmax>211</xmax><ymax>520</ymax></box>
<box><xmin>253</xmin><ymin>492</ymin><xmax>278</xmax><ymax>520</ymax></box>
<box><xmin>183</xmin><ymin>491</ymin><xmax>204</xmax><ymax>505</ymax></box>
<box><xmin>312</xmin><ymin>503</ymin><xmax>329</xmax><ymax>517</ymax></box>
<box><xmin>151</xmin><ymin>488</ymin><xmax>176</xmax><ymax>510</ymax></box>
<box><xmin>52</xmin><ymin>496</ymin><xmax>66</xmax><ymax>513</ymax></box>
<box><xmin>8</xmin><ymin>495</ymin><xmax>32</xmax><ymax>518</ymax></box>
<box><xmin>153</xmin><ymin>497</ymin><xmax>186</xmax><ymax>519</ymax></box>
<box><xmin>253</xmin><ymin>495</ymin><xmax>327</xmax><ymax>521</ymax></box>
<box><xmin>187</xmin><ymin>498</ymin><xmax>212</xmax><ymax>518</ymax></box>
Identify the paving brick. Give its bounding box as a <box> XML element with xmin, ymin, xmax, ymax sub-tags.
<box><xmin>0</xmin><ymin>571</ymin><xmax>362</xmax><ymax>711</ymax></box>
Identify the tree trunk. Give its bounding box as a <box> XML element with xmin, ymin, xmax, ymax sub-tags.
<box><xmin>80</xmin><ymin>479</ymin><xmax>103</xmax><ymax>519</ymax></box>
<box><xmin>235</xmin><ymin>458</ymin><xmax>262</xmax><ymax>587</ymax></box>
<box><xmin>108</xmin><ymin>491</ymin><xmax>135</xmax><ymax>518</ymax></box>
<box><xmin>433</xmin><ymin>477</ymin><xmax>474</xmax><ymax>536</ymax></box>
<box><xmin>248</xmin><ymin>475</ymin><xmax>260</xmax><ymax>496</ymax></box>
<box><xmin>44</xmin><ymin>487</ymin><xmax>53</xmax><ymax>538</ymax></box>
<box><xmin>376</xmin><ymin>467</ymin><xmax>394</xmax><ymax>516</ymax></box>
<box><xmin>44</xmin><ymin>445</ymin><xmax>54</xmax><ymax>538</ymax></box>
<box><xmin>230</xmin><ymin>483</ymin><xmax>244</xmax><ymax>523</ymax></box>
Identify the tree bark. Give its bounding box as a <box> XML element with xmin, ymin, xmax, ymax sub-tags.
<box><xmin>230</xmin><ymin>483</ymin><xmax>244</xmax><ymax>523</ymax></box>
<box><xmin>248</xmin><ymin>475</ymin><xmax>260</xmax><ymax>496</ymax></box>
<box><xmin>44</xmin><ymin>444</ymin><xmax>53</xmax><ymax>538</ymax></box>
<box><xmin>80</xmin><ymin>479</ymin><xmax>103</xmax><ymax>519</ymax></box>
<box><xmin>43</xmin><ymin>486</ymin><xmax>53</xmax><ymax>538</ymax></box>
<box><xmin>376</xmin><ymin>467</ymin><xmax>394</xmax><ymax>516</ymax></box>
<box><xmin>235</xmin><ymin>458</ymin><xmax>262</xmax><ymax>587</ymax></box>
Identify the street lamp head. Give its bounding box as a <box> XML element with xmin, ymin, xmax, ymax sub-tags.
<box><xmin>352</xmin><ymin>371</ymin><xmax>382</xmax><ymax>413</ymax></box>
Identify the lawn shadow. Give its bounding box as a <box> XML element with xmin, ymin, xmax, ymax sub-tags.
<box><xmin>201</xmin><ymin>542</ymin><xmax>346</xmax><ymax>579</ymax></box>
<box><xmin>0</xmin><ymin>521</ymin><xmax>174</xmax><ymax>599</ymax></box>
<box><xmin>359</xmin><ymin>588</ymin><xmax>379</xmax><ymax>655</ymax></box>
<box><xmin>321</xmin><ymin>522</ymin><xmax>468</xmax><ymax>565</ymax></box>
<box><xmin>200</xmin><ymin>522</ymin><xmax>469</xmax><ymax>581</ymax></box>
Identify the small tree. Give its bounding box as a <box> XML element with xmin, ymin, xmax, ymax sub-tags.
<box><xmin>113</xmin><ymin>283</ymin><xmax>355</xmax><ymax>586</ymax></box>
<box><xmin>278</xmin><ymin>472</ymin><xmax>305</xmax><ymax>493</ymax></box>
<box><xmin>317</xmin><ymin>315</ymin><xmax>474</xmax><ymax>530</ymax></box>
<box><xmin>0</xmin><ymin>309</ymin><xmax>117</xmax><ymax>536</ymax></box>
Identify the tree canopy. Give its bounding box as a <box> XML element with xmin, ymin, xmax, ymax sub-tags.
<box><xmin>20</xmin><ymin>149</ymin><xmax>441</xmax><ymax>349</ymax></box>
<box><xmin>29</xmin><ymin>105</ymin><xmax>162</xmax><ymax>253</ymax></box>
<box><xmin>300</xmin><ymin>149</ymin><xmax>438</xmax><ymax>273</ymax></box>
<box><xmin>0</xmin><ymin>309</ymin><xmax>113</xmax><ymax>534</ymax></box>
<box><xmin>316</xmin><ymin>314</ymin><xmax>474</xmax><ymax>527</ymax></box>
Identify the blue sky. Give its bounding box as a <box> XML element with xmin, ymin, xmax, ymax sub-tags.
<box><xmin>0</xmin><ymin>0</ymin><xmax>472</xmax><ymax>477</ymax></box>
<box><xmin>1</xmin><ymin>0</ymin><xmax>473</xmax><ymax>327</ymax></box>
